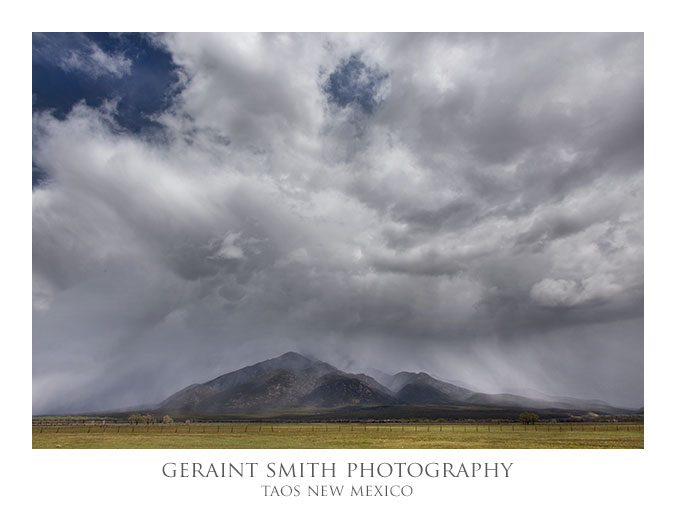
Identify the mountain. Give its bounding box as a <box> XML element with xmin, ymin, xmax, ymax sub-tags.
<box><xmin>159</xmin><ymin>352</ymin><xmax>394</xmax><ymax>414</ymax></box>
<box><xmin>388</xmin><ymin>371</ymin><xmax>475</xmax><ymax>402</ymax></box>
<box><xmin>157</xmin><ymin>352</ymin><xmax>630</xmax><ymax>416</ymax></box>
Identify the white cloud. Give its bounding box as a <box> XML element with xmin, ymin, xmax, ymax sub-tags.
<box><xmin>59</xmin><ymin>41</ymin><xmax>132</xmax><ymax>79</ymax></box>
<box><xmin>530</xmin><ymin>272</ymin><xmax>625</xmax><ymax>308</ymax></box>
<box><xmin>210</xmin><ymin>232</ymin><xmax>245</xmax><ymax>260</ymax></box>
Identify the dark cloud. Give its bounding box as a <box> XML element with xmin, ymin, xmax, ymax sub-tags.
<box><xmin>32</xmin><ymin>33</ymin><xmax>643</xmax><ymax>413</ymax></box>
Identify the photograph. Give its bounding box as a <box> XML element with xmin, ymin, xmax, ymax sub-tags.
<box><xmin>32</xmin><ymin>32</ymin><xmax>643</xmax><ymax>449</ymax></box>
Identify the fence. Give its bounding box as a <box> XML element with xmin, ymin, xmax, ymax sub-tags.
<box><xmin>32</xmin><ymin>422</ymin><xmax>644</xmax><ymax>434</ymax></box>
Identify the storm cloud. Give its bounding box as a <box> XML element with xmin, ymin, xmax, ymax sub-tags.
<box><xmin>32</xmin><ymin>33</ymin><xmax>643</xmax><ymax>413</ymax></box>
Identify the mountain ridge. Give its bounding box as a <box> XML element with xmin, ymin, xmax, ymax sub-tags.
<box><xmin>157</xmin><ymin>351</ymin><xmax>631</xmax><ymax>416</ymax></box>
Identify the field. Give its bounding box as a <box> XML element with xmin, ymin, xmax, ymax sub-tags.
<box><xmin>32</xmin><ymin>422</ymin><xmax>643</xmax><ymax>449</ymax></box>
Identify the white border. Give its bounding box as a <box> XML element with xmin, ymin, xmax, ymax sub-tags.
<box><xmin>3</xmin><ymin>1</ymin><xmax>671</xmax><ymax>506</ymax></box>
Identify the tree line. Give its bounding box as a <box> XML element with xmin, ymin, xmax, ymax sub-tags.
<box><xmin>128</xmin><ymin>414</ymin><xmax>174</xmax><ymax>424</ymax></box>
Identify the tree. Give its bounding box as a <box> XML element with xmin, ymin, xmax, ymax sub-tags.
<box><xmin>141</xmin><ymin>414</ymin><xmax>156</xmax><ymax>425</ymax></box>
<box><xmin>519</xmin><ymin>412</ymin><xmax>539</xmax><ymax>425</ymax></box>
<box><xmin>128</xmin><ymin>414</ymin><xmax>143</xmax><ymax>425</ymax></box>
<box><xmin>162</xmin><ymin>415</ymin><xmax>174</xmax><ymax>424</ymax></box>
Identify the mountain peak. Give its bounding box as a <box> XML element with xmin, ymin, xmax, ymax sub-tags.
<box><xmin>263</xmin><ymin>351</ymin><xmax>326</xmax><ymax>371</ymax></box>
<box><xmin>277</xmin><ymin>351</ymin><xmax>310</xmax><ymax>360</ymax></box>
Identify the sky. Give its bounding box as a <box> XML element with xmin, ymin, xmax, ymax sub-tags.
<box><xmin>32</xmin><ymin>33</ymin><xmax>643</xmax><ymax>414</ymax></box>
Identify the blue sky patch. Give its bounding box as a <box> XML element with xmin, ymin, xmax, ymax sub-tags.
<box><xmin>32</xmin><ymin>33</ymin><xmax>181</xmax><ymax>187</ymax></box>
<box><xmin>324</xmin><ymin>53</ymin><xmax>388</xmax><ymax>114</ymax></box>
<box><xmin>33</xmin><ymin>33</ymin><xmax>179</xmax><ymax>131</ymax></box>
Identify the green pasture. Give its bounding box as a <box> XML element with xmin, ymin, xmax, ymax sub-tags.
<box><xmin>32</xmin><ymin>422</ymin><xmax>643</xmax><ymax>449</ymax></box>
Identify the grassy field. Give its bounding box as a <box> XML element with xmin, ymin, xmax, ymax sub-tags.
<box><xmin>32</xmin><ymin>422</ymin><xmax>643</xmax><ymax>449</ymax></box>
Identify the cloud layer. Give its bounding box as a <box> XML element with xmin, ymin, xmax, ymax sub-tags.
<box><xmin>32</xmin><ymin>33</ymin><xmax>643</xmax><ymax>413</ymax></box>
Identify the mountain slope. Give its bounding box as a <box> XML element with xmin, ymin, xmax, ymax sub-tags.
<box><xmin>301</xmin><ymin>374</ymin><xmax>397</xmax><ymax>407</ymax></box>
